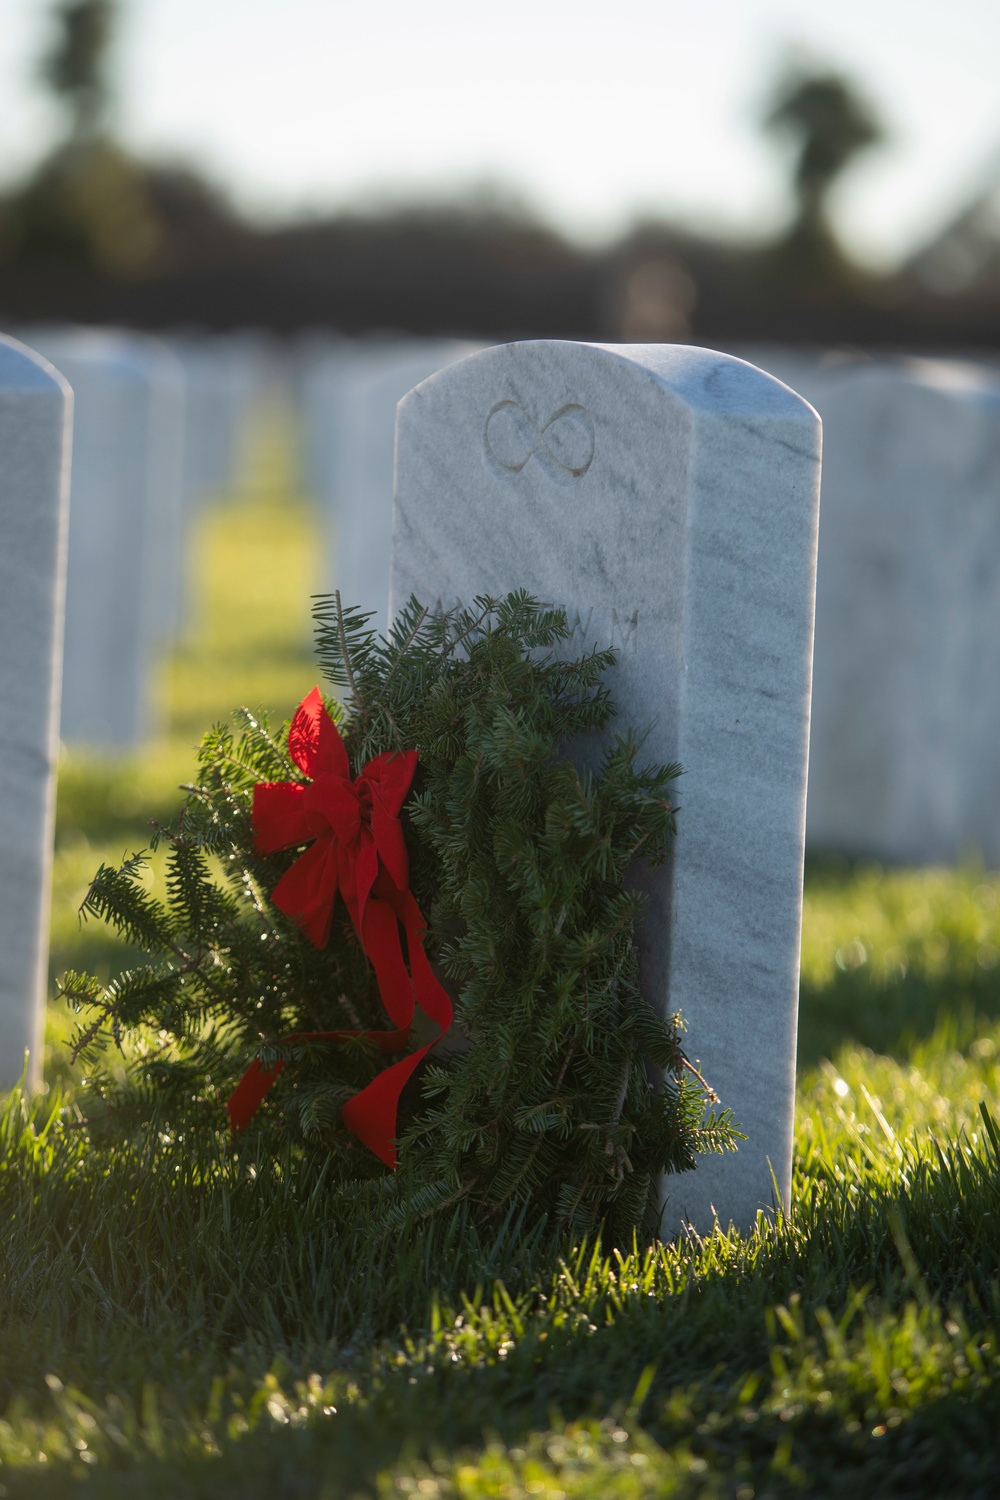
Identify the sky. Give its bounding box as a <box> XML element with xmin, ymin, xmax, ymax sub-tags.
<box><xmin>1</xmin><ymin>0</ymin><xmax>999</xmax><ymax>268</ymax></box>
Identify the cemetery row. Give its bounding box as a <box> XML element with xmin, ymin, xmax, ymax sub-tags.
<box><xmin>298</xmin><ymin>335</ymin><xmax>1000</xmax><ymax>869</ymax></box>
<box><xmin>1</xmin><ymin>328</ymin><xmax>998</xmax><ymax>1235</ymax></box>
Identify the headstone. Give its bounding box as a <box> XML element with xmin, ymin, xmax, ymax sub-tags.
<box><xmin>143</xmin><ymin>347</ymin><xmax>186</xmax><ymax>645</ymax></box>
<box><xmin>168</xmin><ymin>331</ymin><xmax>269</xmax><ymax>630</ymax></box>
<box><xmin>205</xmin><ymin>329</ymin><xmax>271</xmax><ymax>501</ymax></box>
<box><xmin>25</xmin><ymin>328</ymin><xmax>185</xmax><ymax>748</ymax></box>
<box><xmin>390</xmin><ymin>340</ymin><xmax>822</xmax><ymax>1234</ymax></box>
<box><xmin>298</xmin><ymin>337</ymin><xmax>362</xmax><ymax>519</ymax></box>
<box><xmin>743</xmin><ymin>350</ymin><xmax>1000</xmax><ymax>865</ymax></box>
<box><xmin>0</xmin><ymin>335</ymin><xmax>72</xmax><ymax>1090</ymax></box>
<box><xmin>172</xmin><ymin>335</ymin><xmax>247</xmax><ymax>510</ymax></box>
<box><xmin>302</xmin><ymin>340</ymin><xmax>479</xmax><ymax>636</ymax></box>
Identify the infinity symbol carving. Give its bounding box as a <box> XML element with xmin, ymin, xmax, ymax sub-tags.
<box><xmin>485</xmin><ymin>401</ymin><xmax>595</xmax><ymax>482</ymax></box>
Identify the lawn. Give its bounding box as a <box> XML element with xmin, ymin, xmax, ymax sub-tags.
<box><xmin>3</xmin><ymin>421</ymin><xmax>999</xmax><ymax>1497</ymax></box>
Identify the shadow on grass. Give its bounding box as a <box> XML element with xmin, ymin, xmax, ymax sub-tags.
<box><xmin>2</xmin><ymin>1095</ymin><xmax>1000</xmax><ymax>1498</ymax></box>
<box><xmin>797</xmin><ymin>967</ymin><xmax>1000</xmax><ymax>1070</ymax></box>
<box><xmin>799</xmin><ymin>853</ymin><xmax>1000</xmax><ymax>1069</ymax></box>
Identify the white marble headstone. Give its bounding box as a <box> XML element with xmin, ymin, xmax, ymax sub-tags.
<box><xmin>295</xmin><ymin>334</ymin><xmax>348</xmax><ymax>508</ymax></box>
<box><xmin>0</xmin><ymin>335</ymin><xmax>72</xmax><ymax>1090</ymax></box>
<box><xmin>142</xmin><ymin>347</ymin><xmax>186</xmax><ymax>646</ymax></box>
<box><xmin>25</xmin><ymin>328</ymin><xmax>186</xmax><ymax>748</ymax></box>
<box><xmin>168</xmin><ymin>332</ymin><xmax>269</xmax><ymax>631</ymax></box>
<box><xmin>303</xmin><ymin>340</ymin><xmax>478</xmax><ymax>637</ymax></box>
<box><xmin>744</xmin><ymin>351</ymin><xmax>1000</xmax><ymax>865</ymax></box>
<box><xmin>390</xmin><ymin>340</ymin><xmax>822</xmax><ymax>1234</ymax></box>
<box><xmin>172</xmin><ymin>334</ymin><xmax>250</xmax><ymax>510</ymax></box>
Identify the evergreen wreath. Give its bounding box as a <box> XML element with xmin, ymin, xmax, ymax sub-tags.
<box><xmin>63</xmin><ymin>593</ymin><xmax>736</xmax><ymax>1240</ymax></box>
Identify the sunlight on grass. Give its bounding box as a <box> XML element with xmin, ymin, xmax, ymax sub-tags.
<box><xmin>797</xmin><ymin>860</ymin><xmax>1000</xmax><ymax>1070</ymax></box>
<box><xmin>799</xmin><ymin>1018</ymin><xmax>1000</xmax><ymax>1174</ymax></box>
<box><xmin>22</xmin><ymin>400</ymin><xmax>1000</xmax><ymax>1498</ymax></box>
<box><xmin>802</xmin><ymin>860</ymin><xmax>1000</xmax><ymax>991</ymax></box>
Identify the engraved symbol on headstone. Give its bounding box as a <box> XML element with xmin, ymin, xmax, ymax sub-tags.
<box><xmin>484</xmin><ymin>401</ymin><xmax>595</xmax><ymax>483</ymax></box>
<box><xmin>565</xmin><ymin>605</ymin><xmax>595</xmax><ymax>642</ymax></box>
<box><xmin>611</xmin><ymin>607</ymin><xmax>639</xmax><ymax>653</ymax></box>
<box><xmin>430</xmin><ymin>594</ymin><xmax>466</xmax><ymax>617</ymax></box>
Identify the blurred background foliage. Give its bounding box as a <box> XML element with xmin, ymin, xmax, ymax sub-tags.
<box><xmin>3</xmin><ymin>0</ymin><xmax>1000</xmax><ymax>346</ymax></box>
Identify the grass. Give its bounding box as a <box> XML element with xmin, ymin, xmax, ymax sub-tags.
<box><xmin>5</xmin><ymin>416</ymin><xmax>999</xmax><ymax>1496</ymax></box>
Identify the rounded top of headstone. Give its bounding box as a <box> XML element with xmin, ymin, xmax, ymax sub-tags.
<box><xmin>14</xmin><ymin>326</ymin><xmax>182</xmax><ymax>391</ymax></box>
<box><xmin>901</xmin><ymin>356</ymin><xmax>1000</xmax><ymax>407</ymax></box>
<box><xmin>0</xmin><ymin>334</ymin><xmax>72</xmax><ymax>398</ymax></box>
<box><xmin>403</xmin><ymin>340</ymin><xmax>820</xmax><ymax>429</ymax></box>
<box><xmin>594</xmin><ymin>342</ymin><xmax>820</xmax><ymax>420</ymax></box>
<box><xmin>774</xmin><ymin>352</ymin><xmax>1000</xmax><ymax>415</ymax></box>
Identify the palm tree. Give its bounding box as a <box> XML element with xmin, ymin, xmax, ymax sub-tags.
<box><xmin>39</xmin><ymin>0</ymin><xmax>117</xmax><ymax>143</ymax></box>
<box><xmin>765</xmin><ymin>68</ymin><xmax>884</xmax><ymax>242</ymax></box>
<box><xmin>0</xmin><ymin>0</ymin><xmax>161</xmax><ymax>272</ymax></box>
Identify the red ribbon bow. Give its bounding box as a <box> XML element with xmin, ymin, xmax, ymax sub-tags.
<box><xmin>226</xmin><ymin>687</ymin><xmax>452</xmax><ymax>1168</ymax></box>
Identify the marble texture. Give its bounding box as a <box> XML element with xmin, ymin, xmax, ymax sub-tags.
<box><xmin>390</xmin><ymin>340</ymin><xmax>821</xmax><ymax>1234</ymax></box>
<box><xmin>303</xmin><ymin>340</ymin><xmax>479</xmax><ymax>637</ymax></box>
<box><xmin>0</xmin><ymin>335</ymin><xmax>72</xmax><ymax>1089</ymax></box>
<box><xmin>743</xmin><ymin>350</ymin><xmax>1000</xmax><ymax>865</ymax></box>
<box><xmin>26</xmin><ymin>328</ymin><xmax>186</xmax><ymax>747</ymax></box>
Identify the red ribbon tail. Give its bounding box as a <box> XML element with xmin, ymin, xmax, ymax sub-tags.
<box><xmin>229</xmin><ymin>844</ymin><xmax>455</xmax><ymax>1167</ymax></box>
<box><xmin>228</xmin><ymin>1057</ymin><xmax>287</xmax><ymax>1134</ymax></box>
<box><xmin>399</xmin><ymin>890</ymin><xmax>453</xmax><ymax>1034</ymax></box>
<box><xmin>337</xmin><ymin>882</ymin><xmax>455</xmax><ymax>1168</ymax></box>
<box><xmin>227</xmin><ymin>1026</ymin><xmax>411</xmax><ymax>1137</ymax></box>
<box><xmin>341</xmin><ymin>1042</ymin><xmax>437</xmax><ymax>1169</ymax></box>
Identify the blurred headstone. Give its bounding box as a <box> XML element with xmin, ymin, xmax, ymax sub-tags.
<box><xmin>171</xmin><ymin>335</ymin><xmax>252</xmax><ymax>510</ymax></box>
<box><xmin>296</xmin><ymin>335</ymin><xmax>358</xmax><ymax>521</ymax></box>
<box><xmin>390</xmin><ymin>340</ymin><xmax>821</xmax><ymax>1234</ymax></box>
<box><xmin>744</xmin><ymin>348</ymin><xmax>1000</xmax><ymax>865</ymax></box>
<box><xmin>26</xmin><ymin>327</ymin><xmax>185</xmax><ymax>749</ymax></box>
<box><xmin>168</xmin><ymin>331</ymin><xmax>271</xmax><ymax>629</ymax></box>
<box><xmin>301</xmin><ymin>340</ymin><xmax>479</xmax><ymax>636</ymax></box>
<box><xmin>0</xmin><ymin>335</ymin><xmax>71</xmax><ymax>1089</ymax></box>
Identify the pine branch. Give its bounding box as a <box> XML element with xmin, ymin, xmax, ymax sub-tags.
<box><xmin>440</xmin><ymin>596</ymin><xmax>498</xmax><ymax>659</ymax></box>
<box><xmin>332</xmin><ymin>588</ymin><xmax>361</xmax><ymax>705</ymax></box>
<box><xmin>60</xmin><ymin>590</ymin><xmax>732</xmax><ymax>1245</ymax></box>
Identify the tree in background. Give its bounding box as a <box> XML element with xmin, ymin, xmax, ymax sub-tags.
<box><xmin>0</xmin><ymin>0</ymin><xmax>161</xmax><ymax>273</ymax></box>
<box><xmin>766</xmin><ymin>69</ymin><xmax>883</xmax><ymax>239</ymax></box>
<box><xmin>40</xmin><ymin>0</ymin><xmax>117</xmax><ymax>141</ymax></box>
<box><xmin>762</xmin><ymin>65</ymin><xmax>884</xmax><ymax>302</ymax></box>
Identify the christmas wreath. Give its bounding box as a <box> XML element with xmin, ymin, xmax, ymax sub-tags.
<box><xmin>63</xmin><ymin>593</ymin><xmax>735</xmax><ymax>1240</ymax></box>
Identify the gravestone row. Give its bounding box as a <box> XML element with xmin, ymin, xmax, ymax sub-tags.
<box><xmin>0</xmin><ymin>324</ymin><xmax>263</xmax><ymax>1091</ymax></box>
<box><xmin>739</xmin><ymin>347</ymin><xmax>1000</xmax><ymax>866</ymax></box>
<box><xmin>299</xmin><ymin>338</ymin><xmax>480</xmax><ymax>637</ymax></box>
<box><xmin>5</xmin><ymin>327</ymin><xmax>1000</xmax><ymax>1237</ymax></box>
<box><xmin>305</xmin><ymin>340</ymin><xmax>1000</xmax><ymax>870</ymax></box>
<box><xmin>14</xmin><ymin>326</ymin><xmax>265</xmax><ymax>749</ymax></box>
<box><xmin>1</xmin><ymin>331</ymin><xmax>821</xmax><ymax>1239</ymax></box>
